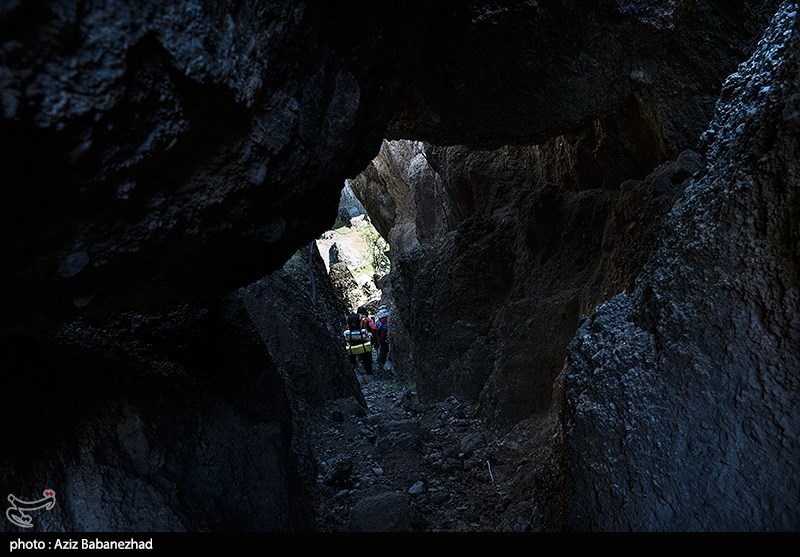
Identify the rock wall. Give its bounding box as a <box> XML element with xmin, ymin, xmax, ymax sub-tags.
<box><xmin>389</xmin><ymin>0</ymin><xmax>778</xmax><ymax>147</ymax></box>
<box><xmin>1</xmin><ymin>294</ymin><xmax>314</xmax><ymax>531</ymax></box>
<box><xmin>0</xmin><ymin>0</ymin><xmax>434</xmax><ymax>327</ymax></box>
<box><xmin>1</xmin><ymin>0</ymin><xmax>423</xmax><ymax>531</ymax></box>
<box><xmin>241</xmin><ymin>246</ymin><xmax>363</xmax><ymax>406</ymax></box>
<box><xmin>565</xmin><ymin>4</ymin><xmax>800</xmax><ymax>531</ymax></box>
<box><xmin>350</xmin><ymin>140</ymin><xmax>454</xmax><ymax>379</ymax></box>
<box><xmin>351</xmin><ymin>3</ymin><xmax>779</xmax><ymax>426</ymax></box>
<box><xmin>0</xmin><ymin>0</ymin><xmax>777</xmax><ymax>330</ymax></box>
<box><xmin>338</xmin><ymin>182</ymin><xmax>368</xmax><ymax>226</ymax></box>
<box><xmin>1</xmin><ymin>242</ymin><xmax>361</xmax><ymax>532</ymax></box>
<box><xmin>0</xmin><ymin>0</ymin><xmax>791</xmax><ymax>532</ymax></box>
<box><xmin>356</xmin><ymin>141</ymin><xmax>699</xmax><ymax>423</ymax></box>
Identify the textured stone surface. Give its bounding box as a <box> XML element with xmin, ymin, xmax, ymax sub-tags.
<box><xmin>0</xmin><ymin>0</ymin><xmax>433</xmax><ymax>326</ymax></box>
<box><xmin>241</xmin><ymin>246</ymin><xmax>362</xmax><ymax>405</ymax></box>
<box><xmin>0</xmin><ymin>0</ymin><xmax>789</xmax><ymax>533</ymax></box>
<box><xmin>0</xmin><ymin>0</ymin><xmax>777</xmax><ymax>330</ymax></box>
<box><xmin>0</xmin><ymin>242</ymin><xmax>362</xmax><ymax>532</ymax></box>
<box><xmin>356</xmin><ymin>140</ymin><xmax>699</xmax><ymax>423</ymax></box>
<box><xmin>565</xmin><ymin>5</ymin><xmax>800</xmax><ymax>530</ymax></box>
<box><xmin>322</xmin><ymin>455</ymin><xmax>354</xmax><ymax>488</ymax></box>
<box><xmin>353</xmin><ymin>0</ymin><xmax>777</xmax><ymax>415</ymax></box>
<box><xmin>349</xmin><ymin>491</ymin><xmax>411</xmax><ymax>532</ymax></box>
<box><xmin>1</xmin><ymin>1</ymin><xmax>422</xmax><ymax>532</ymax></box>
<box><xmin>350</xmin><ymin>141</ymin><xmax>452</xmax><ymax>379</ymax></box>
<box><xmin>328</xmin><ymin>262</ymin><xmax>363</xmax><ymax>315</ymax></box>
<box><xmin>337</xmin><ymin>182</ymin><xmax>367</xmax><ymax>226</ymax></box>
<box><xmin>351</xmin><ymin>2</ymin><xmax>777</xmax><ymax>426</ymax></box>
<box><xmin>389</xmin><ymin>0</ymin><xmax>778</xmax><ymax>147</ymax></box>
<box><xmin>0</xmin><ymin>294</ymin><xmax>314</xmax><ymax>532</ymax></box>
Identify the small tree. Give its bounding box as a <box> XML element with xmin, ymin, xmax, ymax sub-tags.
<box><xmin>362</xmin><ymin>226</ymin><xmax>390</xmax><ymax>276</ymax></box>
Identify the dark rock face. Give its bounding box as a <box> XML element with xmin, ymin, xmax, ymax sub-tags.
<box><xmin>350</xmin><ymin>140</ymin><xmax>453</xmax><ymax>379</ymax></box>
<box><xmin>1</xmin><ymin>244</ymin><xmax>363</xmax><ymax>531</ymax></box>
<box><xmin>349</xmin><ymin>0</ymin><xmax>776</xmax><ymax>422</ymax></box>
<box><xmin>349</xmin><ymin>491</ymin><xmax>411</xmax><ymax>532</ymax></box>
<box><xmin>565</xmin><ymin>5</ymin><xmax>800</xmax><ymax>530</ymax></box>
<box><xmin>0</xmin><ymin>0</ymin><xmax>789</xmax><ymax>533</ymax></box>
<box><xmin>2</xmin><ymin>0</ymin><xmax>418</xmax><ymax>532</ymax></box>
<box><xmin>351</xmin><ymin>140</ymin><xmax>452</xmax><ymax>250</ymax></box>
<box><xmin>1</xmin><ymin>294</ymin><xmax>314</xmax><ymax>531</ymax></box>
<box><xmin>356</xmin><ymin>140</ymin><xmax>699</xmax><ymax>423</ymax></box>
<box><xmin>338</xmin><ymin>182</ymin><xmax>367</xmax><ymax>226</ymax></box>
<box><xmin>241</xmin><ymin>246</ymin><xmax>362</xmax><ymax>405</ymax></box>
<box><xmin>389</xmin><ymin>0</ymin><xmax>778</xmax><ymax>147</ymax></box>
<box><xmin>328</xmin><ymin>262</ymin><xmax>363</xmax><ymax>316</ymax></box>
<box><xmin>0</xmin><ymin>0</ymin><xmax>433</xmax><ymax>326</ymax></box>
<box><xmin>322</xmin><ymin>455</ymin><xmax>354</xmax><ymax>489</ymax></box>
<box><xmin>0</xmin><ymin>1</ymin><xmax>777</xmax><ymax>329</ymax></box>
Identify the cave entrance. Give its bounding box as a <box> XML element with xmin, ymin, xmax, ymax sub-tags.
<box><xmin>316</xmin><ymin>180</ymin><xmax>391</xmax><ymax>319</ymax></box>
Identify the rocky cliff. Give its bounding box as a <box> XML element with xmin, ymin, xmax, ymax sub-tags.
<box><xmin>389</xmin><ymin>0</ymin><xmax>778</xmax><ymax>148</ymax></box>
<box><xmin>351</xmin><ymin>2</ymin><xmax>782</xmax><ymax>425</ymax></box>
<box><xmin>354</xmin><ymin>140</ymin><xmax>701</xmax><ymax>423</ymax></box>
<box><xmin>565</xmin><ymin>4</ymin><xmax>799</xmax><ymax>530</ymax></box>
<box><xmin>1</xmin><ymin>0</ymin><xmax>777</xmax><ymax>327</ymax></box>
<box><xmin>348</xmin><ymin>0</ymin><xmax>797</xmax><ymax>531</ymax></box>
<box><xmin>2</xmin><ymin>243</ymin><xmax>361</xmax><ymax>532</ymax></box>
<box><xmin>0</xmin><ymin>0</ymin><xmax>437</xmax><ymax>329</ymax></box>
<box><xmin>241</xmin><ymin>246</ymin><xmax>363</xmax><ymax>406</ymax></box>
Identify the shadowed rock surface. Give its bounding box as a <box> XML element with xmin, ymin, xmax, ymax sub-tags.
<box><xmin>1</xmin><ymin>244</ymin><xmax>362</xmax><ymax>532</ymax></box>
<box><xmin>349</xmin><ymin>492</ymin><xmax>411</xmax><ymax>532</ymax></box>
<box><xmin>1</xmin><ymin>0</ymin><xmax>424</xmax><ymax>532</ymax></box>
<box><xmin>241</xmin><ymin>246</ymin><xmax>362</xmax><ymax>406</ymax></box>
<box><xmin>0</xmin><ymin>0</ymin><xmax>776</xmax><ymax>325</ymax></box>
<box><xmin>0</xmin><ymin>0</ymin><xmax>793</xmax><ymax>532</ymax></box>
<box><xmin>0</xmin><ymin>0</ymin><xmax>433</xmax><ymax>325</ymax></box>
<box><xmin>1</xmin><ymin>294</ymin><xmax>314</xmax><ymax>531</ymax></box>
<box><xmin>389</xmin><ymin>0</ymin><xmax>778</xmax><ymax>147</ymax></box>
<box><xmin>565</xmin><ymin>5</ymin><xmax>800</xmax><ymax>531</ymax></box>
<box><xmin>354</xmin><ymin>140</ymin><xmax>701</xmax><ymax>424</ymax></box>
<box><xmin>338</xmin><ymin>182</ymin><xmax>367</xmax><ymax>226</ymax></box>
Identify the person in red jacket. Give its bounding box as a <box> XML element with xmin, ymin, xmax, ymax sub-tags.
<box><xmin>357</xmin><ymin>306</ymin><xmax>377</xmax><ymax>338</ymax></box>
<box><xmin>371</xmin><ymin>308</ymin><xmax>388</xmax><ymax>368</ymax></box>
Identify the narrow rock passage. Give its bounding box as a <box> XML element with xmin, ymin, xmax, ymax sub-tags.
<box><xmin>0</xmin><ymin>1</ymin><xmax>794</xmax><ymax>534</ymax></box>
<box><xmin>310</xmin><ymin>368</ymin><xmax>565</xmax><ymax>532</ymax></box>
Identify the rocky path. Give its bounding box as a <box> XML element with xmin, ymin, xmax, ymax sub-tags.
<box><xmin>309</xmin><ymin>368</ymin><xmax>565</xmax><ymax>532</ymax></box>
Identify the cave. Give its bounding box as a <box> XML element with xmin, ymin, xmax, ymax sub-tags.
<box><xmin>0</xmin><ymin>0</ymin><xmax>798</xmax><ymax>534</ymax></box>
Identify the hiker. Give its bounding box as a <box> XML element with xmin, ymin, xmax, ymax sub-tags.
<box><xmin>357</xmin><ymin>305</ymin><xmax>377</xmax><ymax>338</ymax></box>
<box><xmin>374</xmin><ymin>307</ymin><xmax>390</xmax><ymax>371</ymax></box>
<box><xmin>344</xmin><ymin>312</ymin><xmax>373</xmax><ymax>375</ymax></box>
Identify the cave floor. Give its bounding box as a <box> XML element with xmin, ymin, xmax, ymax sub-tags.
<box><xmin>309</xmin><ymin>366</ymin><xmax>564</xmax><ymax>532</ymax></box>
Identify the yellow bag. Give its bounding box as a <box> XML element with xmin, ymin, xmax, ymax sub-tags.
<box><xmin>344</xmin><ymin>329</ymin><xmax>373</xmax><ymax>355</ymax></box>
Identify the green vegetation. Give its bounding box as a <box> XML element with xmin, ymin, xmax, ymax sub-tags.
<box><xmin>360</xmin><ymin>224</ymin><xmax>390</xmax><ymax>276</ymax></box>
<box><xmin>317</xmin><ymin>214</ymin><xmax>390</xmax><ymax>285</ymax></box>
<box><xmin>382</xmin><ymin>381</ymin><xmax>418</xmax><ymax>402</ymax></box>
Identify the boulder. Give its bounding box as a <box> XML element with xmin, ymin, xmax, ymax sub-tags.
<box><xmin>349</xmin><ymin>492</ymin><xmax>410</xmax><ymax>532</ymax></box>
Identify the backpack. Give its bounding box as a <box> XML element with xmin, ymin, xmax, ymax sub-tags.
<box><xmin>344</xmin><ymin>315</ymin><xmax>373</xmax><ymax>355</ymax></box>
